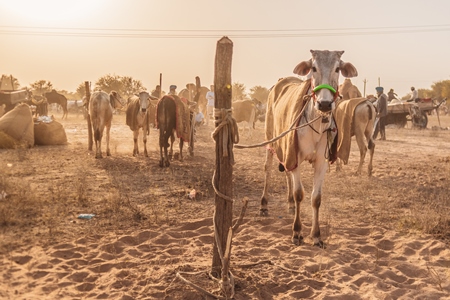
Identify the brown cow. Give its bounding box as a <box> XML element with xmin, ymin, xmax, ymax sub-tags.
<box><xmin>156</xmin><ymin>95</ymin><xmax>192</xmax><ymax>167</ymax></box>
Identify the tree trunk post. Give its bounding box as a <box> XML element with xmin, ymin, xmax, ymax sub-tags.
<box><xmin>211</xmin><ymin>36</ymin><xmax>234</xmax><ymax>279</ymax></box>
<box><xmin>159</xmin><ymin>73</ymin><xmax>162</xmax><ymax>98</ymax></box>
<box><xmin>84</xmin><ymin>81</ymin><xmax>93</xmax><ymax>151</ymax></box>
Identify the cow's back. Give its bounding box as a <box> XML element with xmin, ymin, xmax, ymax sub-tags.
<box><xmin>233</xmin><ymin>100</ymin><xmax>256</xmax><ymax>123</ymax></box>
<box><xmin>265</xmin><ymin>77</ymin><xmax>306</xmax><ymax>140</ymax></box>
<box><xmin>90</xmin><ymin>91</ymin><xmax>113</xmax><ymax>125</ymax></box>
<box><xmin>157</xmin><ymin>96</ymin><xmax>177</xmax><ymax>132</ymax></box>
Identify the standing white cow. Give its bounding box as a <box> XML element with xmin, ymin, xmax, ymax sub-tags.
<box><xmin>89</xmin><ymin>90</ymin><xmax>123</xmax><ymax>159</ymax></box>
<box><xmin>261</xmin><ymin>50</ymin><xmax>358</xmax><ymax>247</ymax></box>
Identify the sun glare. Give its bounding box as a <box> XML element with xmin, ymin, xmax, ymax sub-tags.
<box><xmin>2</xmin><ymin>0</ymin><xmax>104</xmax><ymax>26</ymax></box>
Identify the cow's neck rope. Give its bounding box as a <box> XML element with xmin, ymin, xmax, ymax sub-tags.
<box><xmin>234</xmin><ymin>95</ymin><xmax>322</xmax><ymax>149</ymax></box>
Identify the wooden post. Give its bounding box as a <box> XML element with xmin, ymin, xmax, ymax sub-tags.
<box><xmin>211</xmin><ymin>36</ymin><xmax>233</xmax><ymax>278</ymax></box>
<box><xmin>84</xmin><ymin>81</ymin><xmax>93</xmax><ymax>151</ymax></box>
<box><xmin>363</xmin><ymin>79</ymin><xmax>367</xmax><ymax>97</ymax></box>
<box><xmin>159</xmin><ymin>73</ymin><xmax>162</xmax><ymax>98</ymax></box>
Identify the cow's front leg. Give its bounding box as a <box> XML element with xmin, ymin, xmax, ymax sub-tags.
<box><xmin>291</xmin><ymin>168</ymin><xmax>304</xmax><ymax>245</ymax></box>
<box><xmin>260</xmin><ymin>148</ymin><xmax>273</xmax><ymax>216</ymax></box>
<box><xmin>142</xmin><ymin>127</ymin><xmax>148</xmax><ymax>157</ymax></box>
<box><xmin>133</xmin><ymin>130</ymin><xmax>139</xmax><ymax>156</ymax></box>
<box><xmin>286</xmin><ymin>172</ymin><xmax>294</xmax><ymax>215</ymax></box>
<box><xmin>310</xmin><ymin>154</ymin><xmax>329</xmax><ymax>248</ymax></box>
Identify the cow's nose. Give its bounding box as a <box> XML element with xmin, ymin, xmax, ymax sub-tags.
<box><xmin>141</xmin><ymin>108</ymin><xmax>147</xmax><ymax>113</ymax></box>
<box><xmin>317</xmin><ymin>100</ymin><xmax>333</xmax><ymax>112</ymax></box>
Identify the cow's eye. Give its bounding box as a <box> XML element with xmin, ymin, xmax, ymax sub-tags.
<box><xmin>312</xmin><ymin>67</ymin><xmax>317</xmax><ymax>72</ymax></box>
<box><xmin>335</xmin><ymin>67</ymin><xmax>340</xmax><ymax>73</ymax></box>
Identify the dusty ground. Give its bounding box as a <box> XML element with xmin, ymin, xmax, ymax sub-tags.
<box><xmin>0</xmin><ymin>110</ymin><xmax>449</xmax><ymax>299</ymax></box>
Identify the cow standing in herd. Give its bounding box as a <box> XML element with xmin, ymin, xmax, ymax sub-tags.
<box><xmin>126</xmin><ymin>91</ymin><xmax>152</xmax><ymax>157</ymax></box>
<box><xmin>334</xmin><ymin>80</ymin><xmax>376</xmax><ymax>176</ymax></box>
<box><xmin>156</xmin><ymin>95</ymin><xmax>193</xmax><ymax>167</ymax></box>
<box><xmin>89</xmin><ymin>90</ymin><xmax>124</xmax><ymax>159</ymax></box>
<box><xmin>261</xmin><ymin>50</ymin><xmax>358</xmax><ymax>247</ymax></box>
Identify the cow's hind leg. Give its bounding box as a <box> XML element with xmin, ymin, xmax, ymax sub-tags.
<box><xmin>94</xmin><ymin>126</ymin><xmax>103</xmax><ymax>159</ymax></box>
<box><xmin>133</xmin><ymin>130</ymin><xmax>139</xmax><ymax>156</ymax></box>
<box><xmin>106</xmin><ymin>124</ymin><xmax>111</xmax><ymax>156</ymax></box>
<box><xmin>366</xmin><ymin>129</ymin><xmax>375</xmax><ymax>177</ymax></box>
<box><xmin>159</xmin><ymin>131</ymin><xmax>170</xmax><ymax>167</ymax></box>
<box><xmin>169</xmin><ymin>132</ymin><xmax>175</xmax><ymax>160</ymax></box>
<box><xmin>260</xmin><ymin>149</ymin><xmax>274</xmax><ymax>216</ymax></box>
<box><xmin>354</xmin><ymin>131</ymin><xmax>367</xmax><ymax>176</ymax></box>
<box><xmin>179</xmin><ymin>139</ymin><xmax>184</xmax><ymax>162</ymax></box>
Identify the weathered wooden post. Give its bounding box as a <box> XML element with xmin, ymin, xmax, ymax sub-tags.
<box><xmin>211</xmin><ymin>36</ymin><xmax>234</xmax><ymax>281</ymax></box>
<box><xmin>159</xmin><ymin>73</ymin><xmax>162</xmax><ymax>98</ymax></box>
<box><xmin>84</xmin><ymin>81</ymin><xmax>93</xmax><ymax>151</ymax></box>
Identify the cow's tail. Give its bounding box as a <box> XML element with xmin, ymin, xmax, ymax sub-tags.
<box><xmin>91</xmin><ymin>100</ymin><xmax>102</xmax><ymax>141</ymax></box>
<box><xmin>157</xmin><ymin>97</ymin><xmax>169</xmax><ymax>148</ymax></box>
<box><xmin>367</xmin><ymin>102</ymin><xmax>375</xmax><ymax>150</ymax></box>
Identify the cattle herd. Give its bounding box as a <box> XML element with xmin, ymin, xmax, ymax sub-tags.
<box><xmin>83</xmin><ymin>50</ymin><xmax>376</xmax><ymax>247</ymax></box>
<box><xmin>1</xmin><ymin>50</ymin><xmax>381</xmax><ymax>247</ymax></box>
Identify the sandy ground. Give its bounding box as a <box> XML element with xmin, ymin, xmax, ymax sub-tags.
<box><xmin>0</xmin><ymin>109</ymin><xmax>449</xmax><ymax>299</ymax></box>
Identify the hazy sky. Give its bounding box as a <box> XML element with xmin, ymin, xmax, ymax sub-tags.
<box><xmin>1</xmin><ymin>0</ymin><xmax>449</xmax><ymax>98</ymax></box>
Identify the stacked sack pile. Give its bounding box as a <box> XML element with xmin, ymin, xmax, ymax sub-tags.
<box><xmin>0</xmin><ymin>103</ymin><xmax>67</xmax><ymax>149</ymax></box>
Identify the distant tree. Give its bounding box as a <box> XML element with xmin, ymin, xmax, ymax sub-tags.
<box><xmin>232</xmin><ymin>82</ymin><xmax>247</xmax><ymax>102</ymax></box>
<box><xmin>29</xmin><ymin>80</ymin><xmax>53</xmax><ymax>95</ymax></box>
<box><xmin>95</xmin><ymin>74</ymin><xmax>146</xmax><ymax>98</ymax></box>
<box><xmin>75</xmin><ymin>82</ymin><xmax>89</xmax><ymax>99</ymax></box>
<box><xmin>0</xmin><ymin>74</ymin><xmax>21</xmax><ymax>90</ymax></box>
<box><xmin>249</xmin><ymin>85</ymin><xmax>269</xmax><ymax>103</ymax></box>
<box><xmin>120</xmin><ymin>76</ymin><xmax>146</xmax><ymax>98</ymax></box>
<box><xmin>430</xmin><ymin>80</ymin><xmax>450</xmax><ymax>99</ymax></box>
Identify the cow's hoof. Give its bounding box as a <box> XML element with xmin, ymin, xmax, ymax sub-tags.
<box><xmin>159</xmin><ymin>159</ymin><xmax>164</xmax><ymax>167</ymax></box>
<box><xmin>313</xmin><ymin>239</ymin><xmax>325</xmax><ymax>249</ymax></box>
<box><xmin>165</xmin><ymin>160</ymin><xmax>170</xmax><ymax>167</ymax></box>
<box><xmin>259</xmin><ymin>209</ymin><xmax>269</xmax><ymax>217</ymax></box>
<box><xmin>95</xmin><ymin>154</ymin><xmax>103</xmax><ymax>159</ymax></box>
<box><xmin>292</xmin><ymin>236</ymin><xmax>304</xmax><ymax>246</ymax></box>
<box><xmin>106</xmin><ymin>151</ymin><xmax>111</xmax><ymax>156</ymax></box>
<box><xmin>144</xmin><ymin>151</ymin><xmax>148</xmax><ymax>157</ymax></box>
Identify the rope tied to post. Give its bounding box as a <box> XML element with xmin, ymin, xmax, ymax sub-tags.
<box><xmin>211</xmin><ymin>107</ymin><xmax>239</xmax><ymax>164</ymax></box>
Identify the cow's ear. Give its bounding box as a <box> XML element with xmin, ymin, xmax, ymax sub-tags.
<box><xmin>340</xmin><ymin>61</ymin><xmax>358</xmax><ymax>78</ymax></box>
<box><xmin>293</xmin><ymin>59</ymin><xmax>312</xmax><ymax>76</ymax></box>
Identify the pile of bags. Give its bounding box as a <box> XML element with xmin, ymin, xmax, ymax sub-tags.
<box><xmin>0</xmin><ymin>103</ymin><xmax>67</xmax><ymax>149</ymax></box>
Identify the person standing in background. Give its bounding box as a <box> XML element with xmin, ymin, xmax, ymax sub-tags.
<box><xmin>205</xmin><ymin>85</ymin><xmax>215</xmax><ymax>126</ymax></box>
<box><xmin>373</xmin><ymin>86</ymin><xmax>388</xmax><ymax>140</ymax></box>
